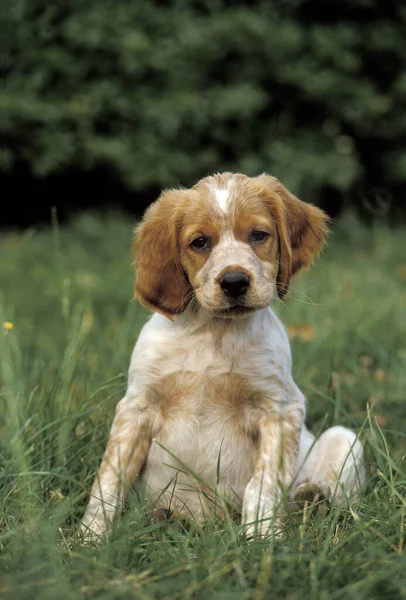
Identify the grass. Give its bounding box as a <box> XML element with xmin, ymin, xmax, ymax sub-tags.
<box><xmin>0</xmin><ymin>211</ymin><xmax>405</xmax><ymax>599</ymax></box>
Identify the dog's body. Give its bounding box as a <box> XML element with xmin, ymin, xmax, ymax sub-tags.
<box><xmin>81</xmin><ymin>173</ymin><xmax>365</xmax><ymax>540</ymax></box>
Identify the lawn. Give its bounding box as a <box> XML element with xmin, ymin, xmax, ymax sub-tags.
<box><xmin>0</xmin><ymin>211</ymin><xmax>405</xmax><ymax>599</ymax></box>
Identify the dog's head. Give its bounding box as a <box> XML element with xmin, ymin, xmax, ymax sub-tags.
<box><xmin>134</xmin><ymin>173</ymin><xmax>329</xmax><ymax>320</ymax></box>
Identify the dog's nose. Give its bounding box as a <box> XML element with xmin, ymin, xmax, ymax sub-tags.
<box><xmin>219</xmin><ymin>271</ymin><xmax>250</xmax><ymax>298</ymax></box>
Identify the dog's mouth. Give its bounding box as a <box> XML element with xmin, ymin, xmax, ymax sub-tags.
<box><xmin>216</xmin><ymin>305</ymin><xmax>256</xmax><ymax>317</ymax></box>
<box><xmin>195</xmin><ymin>289</ymin><xmax>268</xmax><ymax>317</ymax></box>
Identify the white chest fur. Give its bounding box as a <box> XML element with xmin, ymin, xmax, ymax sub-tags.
<box><xmin>125</xmin><ymin>308</ymin><xmax>302</xmax><ymax>515</ymax></box>
<box><xmin>129</xmin><ymin>308</ymin><xmax>292</xmax><ymax>389</ymax></box>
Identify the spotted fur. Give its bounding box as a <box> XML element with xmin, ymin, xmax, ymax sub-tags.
<box><xmin>81</xmin><ymin>173</ymin><xmax>365</xmax><ymax>541</ymax></box>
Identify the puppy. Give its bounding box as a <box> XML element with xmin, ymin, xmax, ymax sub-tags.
<box><xmin>81</xmin><ymin>172</ymin><xmax>365</xmax><ymax>540</ymax></box>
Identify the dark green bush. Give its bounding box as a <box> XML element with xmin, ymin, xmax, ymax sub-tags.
<box><xmin>2</xmin><ymin>0</ymin><xmax>406</xmax><ymax>218</ymax></box>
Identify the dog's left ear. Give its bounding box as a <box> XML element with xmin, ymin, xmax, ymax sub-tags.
<box><xmin>133</xmin><ymin>189</ymin><xmax>191</xmax><ymax>320</ymax></box>
<box><xmin>257</xmin><ymin>174</ymin><xmax>330</xmax><ymax>299</ymax></box>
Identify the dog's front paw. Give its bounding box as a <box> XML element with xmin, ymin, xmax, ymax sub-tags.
<box><xmin>243</xmin><ymin>518</ymin><xmax>284</xmax><ymax>540</ymax></box>
<box><xmin>80</xmin><ymin>509</ymin><xmax>112</xmax><ymax>544</ymax></box>
<box><xmin>242</xmin><ymin>500</ymin><xmax>283</xmax><ymax>539</ymax></box>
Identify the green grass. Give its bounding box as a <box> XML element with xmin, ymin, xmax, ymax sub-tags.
<box><xmin>0</xmin><ymin>212</ymin><xmax>405</xmax><ymax>599</ymax></box>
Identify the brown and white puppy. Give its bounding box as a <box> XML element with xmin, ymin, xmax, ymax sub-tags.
<box><xmin>81</xmin><ymin>173</ymin><xmax>365</xmax><ymax>540</ymax></box>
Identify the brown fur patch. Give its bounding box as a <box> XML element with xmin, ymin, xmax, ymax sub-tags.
<box><xmin>151</xmin><ymin>370</ymin><xmax>266</xmax><ymax>432</ymax></box>
<box><xmin>134</xmin><ymin>172</ymin><xmax>328</xmax><ymax>315</ymax></box>
<box><xmin>255</xmin><ymin>174</ymin><xmax>330</xmax><ymax>298</ymax></box>
<box><xmin>134</xmin><ymin>189</ymin><xmax>192</xmax><ymax>319</ymax></box>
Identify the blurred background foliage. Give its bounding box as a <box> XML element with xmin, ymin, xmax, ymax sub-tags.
<box><xmin>2</xmin><ymin>0</ymin><xmax>406</xmax><ymax>224</ymax></box>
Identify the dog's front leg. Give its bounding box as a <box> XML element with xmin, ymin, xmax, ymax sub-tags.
<box><xmin>81</xmin><ymin>395</ymin><xmax>151</xmax><ymax>541</ymax></box>
<box><xmin>242</xmin><ymin>409</ymin><xmax>302</xmax><ymax>538</ymax></box>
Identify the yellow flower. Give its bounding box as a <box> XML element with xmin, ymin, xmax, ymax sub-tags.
<box><xmin>3</xmin><ymin>321</ymin><xmax>14</xmax><ymax>332</ymax></box>
<box><xmin>49</xmin><ymin>488</ymin><xmax>64</xmax><ymax>502</ymax></box>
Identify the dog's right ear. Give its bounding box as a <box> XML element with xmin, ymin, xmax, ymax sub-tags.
<box><xmin>134</xmin><ymin>190</ymin><xmax>191</xmax><ymax>320</ymax></box>
<box><xmin>256</xmin><ymin>174</ymin><xmax>329</xmax><ymax>299</ymax></box>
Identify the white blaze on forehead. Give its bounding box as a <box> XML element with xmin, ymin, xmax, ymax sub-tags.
<box><xmin>214</xmin><ymin>188</ymin><xmax>230</xmax><ymax>213</ymax></box>
<box><xmin>211</xmin><ymin>180</ymin><xmax>233</xmax><ymax>213</ymax></box>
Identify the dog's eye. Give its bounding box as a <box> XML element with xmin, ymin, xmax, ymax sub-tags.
<box><xmin>250</xmin><ymin>230</ymin><xmax>269</xmax><ymax>243</ymax></box>
<box><xmin>190</xmin><ymin>236</ymin><xmax>210</xmax><ymax>251</ymax></box>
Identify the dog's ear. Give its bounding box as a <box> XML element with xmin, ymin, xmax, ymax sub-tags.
<box><xmin>134</xmin><ymin>189</ymin><xmax>191</xmax><ymax>319</ymax></box>
<box><xmin>257</xmin><ymin>174</ymin><xmax>330</xmax><ymax>299</ymax></box>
